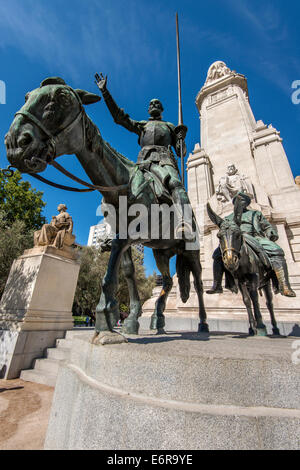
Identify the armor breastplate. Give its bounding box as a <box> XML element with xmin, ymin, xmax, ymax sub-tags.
<box><xmin>139</xmin><ymin>121</ymin><xmax>173</xmax><ymax>148</ymax></box>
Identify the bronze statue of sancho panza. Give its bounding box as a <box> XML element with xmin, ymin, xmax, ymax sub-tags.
<box><xmin>95</xmin><ymin>73</ymin><xmax>193</xmax><ymax>240</ymax></box>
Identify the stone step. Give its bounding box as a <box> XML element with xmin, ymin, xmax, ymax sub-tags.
<box><xmin>33</xmin><ymin>358</ymin><xmax>61</xmax><ymax>375</ymax></box>
<box><xmin>20</xmin><ymin>368</ymin><xmax>57</xmax><ymax>387</ymax></box>
<box><xmin>46</xmin><ymin>347</ymin><xmax>71</xmax><ymax>361</ymax></box>
<box><xmin>65</xmin><ymin>328</ymin><xmax>94</xmax><ymax>340</ymax></box>
<box><xmin>55</xmin><ymin>338</ymin><xmax>73</xmax><ymax>348</ymax></box>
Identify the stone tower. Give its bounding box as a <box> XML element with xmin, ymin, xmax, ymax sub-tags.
<box><xmin>143</xmin><ymin>61</ymin><xmax>300</xmax><ymax>327</ymax></box>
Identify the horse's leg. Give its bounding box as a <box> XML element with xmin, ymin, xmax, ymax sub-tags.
<box><xmin>248</xmin><ymin>275</ymin><xmax>267</xmax><ymax>336</ymax></box>
<box><xmin>263</xmin><ymin>281</ymin><xmax>280</xmax><ymax>336</ymax></box>
<box><xmin>240</xmin><ymin>282</ymin><xmax>257</xmax><ymax>336</ymax></box>
<box><xmin>92</xmin><ymin>238</ymin><xmax>130</xmax><ymax>345</ymax></box>
<box><xmin>150</xmin><ymin>249</ymin><xmax>173</xmax><ymax>332</ymax></box>
<box><xmin>121</xmin><ymin>247</ymin><xmax>142</xmax><ymax>335</ymax></box>
<box><xmin>186</xmin><ymin>252</ymin><xmax>209</xmax><ymax>333</ymax></box>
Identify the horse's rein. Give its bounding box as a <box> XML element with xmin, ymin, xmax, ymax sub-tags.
<box><xmin>4</xmin><ymin>87</ymin><xmax>130</xmax><ymax>194</ymax></box>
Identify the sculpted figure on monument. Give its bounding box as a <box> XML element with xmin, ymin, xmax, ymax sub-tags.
<box><xmin>205</xmin><ymin>61</ymin><xmax>231</xmax><ymax>85</ymax></box>
<box><xmin>216</xmin><ymin>163</ymin><xmax>253</xmax><ymax>203</ymax></box>
<box><xmin>34</xmin><ymin>204</ymin><xmax>75</xmax><ymax>250</ymax></box>
<box><xmin>207</xmin><ymin>192</ymin><xmax>296</xmax><ymax>298</ymax></box>
<box><xmin>95</xmin><ymin>73</ymin><xmax>194</xmax><ymax>240</ymax></box>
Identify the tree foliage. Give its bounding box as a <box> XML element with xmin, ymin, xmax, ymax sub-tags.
<box><xmin>0</xmin><ymin>213</ymin><xmax>34</xmax><ymax>298</ymax></box>
<box><xmin>0</xmin><ymin>170</ymin><xmax>46</xmax><ymax>230</ymax></box>
<box><xmin>73</xmin><ymin>246</ymin><xmax>156</xmax><ymax>316</ymax></box>
<box><xmin>0</xmin><ymin>172</ymin><xmax>47</xmax><ymax>299</ymax></box>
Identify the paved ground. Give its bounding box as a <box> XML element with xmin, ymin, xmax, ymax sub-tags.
<box><xmin>0</xmin><ymin>378</ymin><xmax>54</xmax><ymax>450</ymax></box>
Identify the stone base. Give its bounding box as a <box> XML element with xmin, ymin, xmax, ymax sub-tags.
<box><xmin>0</xmin><ymin>329</ymin><xmax>66</xmax><ymax>380</ymax></box>
<box><xmin>45</xmin><ymin>332</ymin><xmax>300</xmax><ymax>450</ymax></box>
<box><xmin>0</xmin><ymin>246</ymin><xmax>80</xmax><ymax>379</ymax></box>
<box><xmin>143</xmin><ymin>266</ymin><xmax>300</xmax><ymax>325</ymax></box>
<box><xmin>139</xmin><ymin>316</ymin><xmax>300</xmax><ymax>337</ymax></box>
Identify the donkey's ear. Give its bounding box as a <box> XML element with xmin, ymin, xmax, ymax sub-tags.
<box><xmin>207</xmin><ymin>203</ymin><xmax>223</xmax><ymax>227</ymax></box>
<box><xmin>233</xmin><ymin>197</ymin><xmax>243</xmax><ymax>226</ymax></box>
<box><xmin>75</xmin><ymin>89</ymin><xmax>101</xmax><ymax>105</ymax></box>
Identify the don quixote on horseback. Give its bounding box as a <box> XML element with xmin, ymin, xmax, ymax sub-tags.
<box><xmin>4</xmin><ymin>76</ymin><xmax>209</xmax><ymax>344</ymax></box>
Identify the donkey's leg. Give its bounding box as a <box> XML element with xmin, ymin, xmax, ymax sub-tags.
<box><xmin>92</xmin><ymin>238</ymin><xmax>130</xmax><ymax>345</ymax></box>
<box><xmin>121</xmin><ymin>247</ymin><xmax>142</xmax><ymax>335</ymax></box>
<box><xmin>263</xmin><ymin>281</ymin><xmax>280</xmax><ymax>336</ymax></box>
<box><xmin>240</xmin><ymin>283</ymin><xmax>257</xmax><ymax>336</ymax></box>
<box><xmin>150</xmin><ymin>249</ymin><xmax>173</xmax><ymax>332</ymax></box>
<box><xmin>248</xmin><ymin>275</ymin><xmax>267</xmax><ymax>336</ymax></box>
<box><xmin>187</xmin><ymin>251</ymin><xmax>209</xmax><ymax>333</ymax></box>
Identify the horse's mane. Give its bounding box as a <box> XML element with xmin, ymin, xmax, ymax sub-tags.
<box><xmin>84</xmin><ymin>114</ymin><xmax>134</xmax><ymax>168</ymax></box>
<box><xmin>221</xmin><ymin>219</ymin><xmax>239</xmax><ymax>231</ymax></box>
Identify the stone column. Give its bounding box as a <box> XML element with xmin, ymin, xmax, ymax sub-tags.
<box><xmin>187</xmin><ymin>144</ymin><xmax>214</xmax><ymax>208</ymax></box>
<box><xmin>252</xmin><ymin>121</ymin><xmax>295</xmax><ymax>193</ymax></box>
<box><xmin>0</xmin><ymin>246</ymin><xmax>80</xmax><ymax>379</ymax></box>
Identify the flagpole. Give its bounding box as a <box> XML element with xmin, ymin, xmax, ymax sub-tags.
<box><xmin>176</xmin><ymin>12</ymin><xmax>185</xmax><ymax>187</ymax></box>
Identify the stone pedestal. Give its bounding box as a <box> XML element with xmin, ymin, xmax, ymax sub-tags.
<box><xmin>0</xmin><ymin>246</ymin><xmax>80</xmax><ymax>379</ymax></box>
<box><xmin>44</xmin><ymin>332</ymin><xmax>300</xmax><ymax>450</ymax></box>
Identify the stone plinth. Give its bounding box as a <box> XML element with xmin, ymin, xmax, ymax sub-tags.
<box><xmin>45</xmin><ymin>332</ymin><xmax>300</xmax><ymax>450</ymax></box>
<box><xmin>0</xmin><ymin>246</ymin><xmax>80</xmax><ymax>379</ymax></box>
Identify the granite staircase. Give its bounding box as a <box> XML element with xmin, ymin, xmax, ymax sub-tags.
<box><xmin>20</xmin><ymin>329</ymin><xmax>92</xmax><ymax>387</ymax></box>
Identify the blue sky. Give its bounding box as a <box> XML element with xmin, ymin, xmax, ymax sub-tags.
<box><xmin>0</xmin><ymin>0</ymin><xmax>300</xmax><ymax>275</ymax></box>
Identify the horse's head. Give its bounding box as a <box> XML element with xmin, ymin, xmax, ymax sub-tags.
<box><xmin>5</xmin><ymin>77</ymin><xmax>100</xmax><ymax>174</ymax></box>
<box><xmin>207</xmin><ymin>202</ymin><xmax>244</xmax><ymax>272</ymax></box>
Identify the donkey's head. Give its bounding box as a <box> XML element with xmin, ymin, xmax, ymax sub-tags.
<box><xmin>207</xmin><ymin>198</ymin><xmax>246</xmax><ymax>272</ymax></box>
<box><xmin>5</xmin><ymin>77</ymin><xmax>100</xmax><ymax>174</ymax></box>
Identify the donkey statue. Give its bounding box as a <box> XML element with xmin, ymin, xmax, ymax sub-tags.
<box><xmin>207</xmin><ymin>196</ymin><xmax>281</xmax><ymax>336</ymax></box>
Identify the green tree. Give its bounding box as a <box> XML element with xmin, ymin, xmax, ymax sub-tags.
<box><xmin>117</xmin><ymin>250</ymin><xmax>155</xmax><ymax>311</ymax></box>
<box><xmin>0</xmin><ymin>170</ymin><xmax>46</xmax><ymax>230</ymax></box>
<box><xmin>73</xmin><ymin>246</ymin><xmax>155</xmax><ymax>317</ymax></box>
<box><xmin>73</xmin><ymin>246</ymin><xmax>110</xmax><ymax>314</ymax></box>
<box><xmin>0</xmin><ymin>213</ymin><xmax>34</xmax><ymax>298</ymax></box>
<box><xmin>0</xmin><ymin>171</ymin><xmax>47</xmax><ymax>299</ymax></box>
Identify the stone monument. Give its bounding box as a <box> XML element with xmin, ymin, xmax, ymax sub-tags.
<box><xmin>0</xmin><ymin>204</ymin><xmax>80</xmax><ymax>379</ymax></box>
<box><xmin>143</xmin><ymin>61</ymin><xmax>300</xmax><ymax>333</ymax></box>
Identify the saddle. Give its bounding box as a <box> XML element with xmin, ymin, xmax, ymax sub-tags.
<box><xmin>243</xmin><ymin>238</ymin><xmax>279</xmax><ymax>293</ymax></box>
<box><xmin>130</xmin><ymin>166</ymin><xmax>173</xmax><ymax>205</ymax></box>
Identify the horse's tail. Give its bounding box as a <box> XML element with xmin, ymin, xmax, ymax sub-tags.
<box><xmin>176</xmin><ymin>253</ymin><xmax>191</xmax><ymax>303</ymax></box>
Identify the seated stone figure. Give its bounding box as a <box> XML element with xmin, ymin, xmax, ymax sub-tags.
<box><xmin>216</xmin><ymin>163</ymin><xmax>253</xmax><ymax>203</ymax></box>
<box><xmin>34</xmin><ymin>204</ymin><xmax>75</xmax><ymax>250</ymax></box>
<box><xmin>207</xmin><ymin>192</ymin><xmax>296</xmax><ymax>297</ymax></box>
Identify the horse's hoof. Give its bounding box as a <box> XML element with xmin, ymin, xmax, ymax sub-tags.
<box><xmin>150</xmin><ymin>316</ymin><xmax>165</xmax><ymax>331</ymax></box>
<box><xmin>198</xmin><ymin>323</ymin><xmax>209</xmax><ymax>333</ymax></box>
<box><xmin>257</xmin><ymin>327</ymin><xmax>268</xmax><ymax>337</ymax></box>
<box><xmin>122</xmin><ymin>319</ymin><xmax>140</xmax><ymax>335</ymax></box>
<box><xmin>272</xmin><ymin>327</ymin><xmax>281</xmax><ymax>336</ymax></box>
<box><xmin>92</xmin><ymin>331</ymin><xmax>128</xmax><ymax>346</ymax></box>
<box><xmin>248</xmin><ymin>328</ymin><xmax>256</xmax><ymax>336</ymax></box>
<box><xmin>149</xmin><ymin>328</ymin><xmax>166</xmax><ymax>335</ymax></box>
<box><xmin>90</xmin><ymin>332</ymin><xmax>100</xmax><ymax>344</ymax></box>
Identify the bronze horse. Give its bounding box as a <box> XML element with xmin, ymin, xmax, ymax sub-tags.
<box><xmin>4</xmin><ymin>77</ymin><xmax>208</xmax><ymax>344</ymax></box>
<box><xmin>207</xmin><ymin>200</ymin><xmax>280</xmax><ymax>336</ymax></box>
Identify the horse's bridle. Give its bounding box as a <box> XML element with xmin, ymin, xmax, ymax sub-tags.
<box><xmin>3</xmin><ymin>87</ymin><xmax>130</xmax><ymax>193</ymax></box>
<box><xmin>221</xmin><ymin>247</ymin><xmax>240</xmax><ymax>259</ymax></box>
